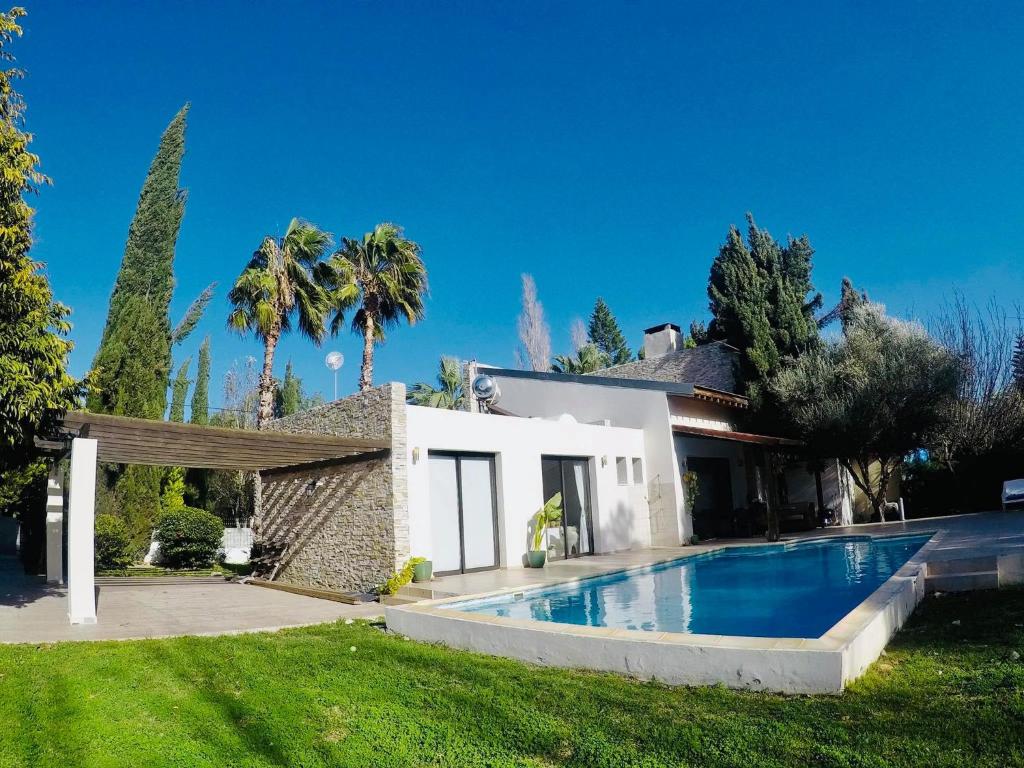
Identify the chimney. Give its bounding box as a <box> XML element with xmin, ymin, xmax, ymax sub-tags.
<box><xmin>643</xmin><ymin>323</ymin><xmax>682</xmax><ymax>359</ymax></box>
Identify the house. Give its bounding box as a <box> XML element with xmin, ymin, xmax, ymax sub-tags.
<box><xmin>257</xmin><ymin>322</ymin><xmax>864</xmax><ymax>593</ymax></box>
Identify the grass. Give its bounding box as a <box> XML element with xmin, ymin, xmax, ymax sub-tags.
<box><xmin>1</xmin><ymin>589</ymin><xmax>1022</xmax><ymax>767</ymax></box>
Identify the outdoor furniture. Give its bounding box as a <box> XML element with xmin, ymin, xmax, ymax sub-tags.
<box><xmin>778</xmin><ymin>502</ymin><xmax>817</xmax><ymax>533</ymax></box>
<box><xmin>1002</xmin><ymin>479</ymin><xmax>1024</xmax><ymax>511</ymax></box>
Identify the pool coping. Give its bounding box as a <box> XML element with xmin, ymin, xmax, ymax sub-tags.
<box><xmin>384</xmin><ymin>530</ymin><xmax>944</xmax><ymax>694</ymax></box>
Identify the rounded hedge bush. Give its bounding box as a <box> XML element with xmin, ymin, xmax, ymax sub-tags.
<box><xmin>95</xmin><ymin>514</ymin><xmax>133</xmax><ymax>571</ymax></box>
<box><xmin>155</xmin><ymin>506</ymin><xmax>224</xmax><ymax>569</ymax></box>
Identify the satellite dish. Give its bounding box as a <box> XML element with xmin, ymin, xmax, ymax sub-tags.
<box><xmin>325</xmin><ymin>351</ymin><xmax>344</xmax><ymax>371</ymax></box>
<box><xmin>471</xmin><ymin>374</ymin><xmax>500</xmax><ymax>404</ymax></box>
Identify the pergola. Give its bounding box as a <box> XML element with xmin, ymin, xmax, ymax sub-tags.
<box><xmin>42</xmin><ymin>411</ymin><xmax>389</xmax><ymax>625</ymax></box>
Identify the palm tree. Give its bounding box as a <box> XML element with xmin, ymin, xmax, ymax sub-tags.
<box><xmin>328</xmin><ymin>223</ymin><xmax>427</xmax><ymax>391</ymax></box>
<box><xmin>551</xmin><ymin>343</ymin><xmax>610</xmax><ymax>374</ymax></box>
<box><xmin>408</xmin><ymin>356</ymin><xmax>465</xmax><ymax>409</ymax></box>
<box><xmin>227</xmin><ymin>218</ymin><xmax>333</xmax><ymax>428</ymax></box>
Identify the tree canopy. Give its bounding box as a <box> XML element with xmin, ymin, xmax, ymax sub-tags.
<box><xmin>707</xmin><ymin>215</ymin><xmax>822</xmax><ymax>404</ymax></box>
<box><xmin>0</xmin><ymin>7</ymin><xmax>83</xmax><ymax>472</ymax></box>
<box><xmin>407</xmin><ymin>356</ymin><xmax>466</xmax><ymax>409</ymax></box>
<box><xmin>190</xmin><ymin>336</ymin><xmax>210</xmax><ymax>425</ymax></box>
<box><xmin>771</xmin><ymin>303</ymin><xmax>960</xmax><ymax>518</ymax></box>
<box><xmin>587</xmin><ymin>298</ymin><xmax>631</xmax><ymax>365</ymax></box>
<box><xmin>552</xmin><ymin>343</ymin><xmax>610</xmax><ymax>374</ymax></box>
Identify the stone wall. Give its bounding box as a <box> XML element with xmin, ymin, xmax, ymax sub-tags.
<box><xmin>257</xmin><ymin>383</ymin><xmax>409</xmax><ymax>592</ymax></box>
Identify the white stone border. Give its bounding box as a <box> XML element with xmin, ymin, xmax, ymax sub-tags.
<box><xmin>385</xmin><ymin>531</ymin><xmax>944</xmax><ymax>694</ymax></box>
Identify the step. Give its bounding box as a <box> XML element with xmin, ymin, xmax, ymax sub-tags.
<box><xmin>927</xmin><ymin>556</ymin><xmax>998</xmax><ymax>577</ymax></box>
<box><xmin>96</xmin><ymin>576</ymin><xmax>228</xmax><ymax>586</ymax></box>
<box><xmin>379</xmin><ymin>594</ymin><xmax>422</xmax><ymax>606</ymax></box>
<box><xmin>925</xmin><ymin>571</ymin><xmax>999</xmax><ymax>594</ymax></box>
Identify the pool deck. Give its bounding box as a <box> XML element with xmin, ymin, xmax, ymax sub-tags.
<box><xmin>387</xmin><ymin>511</ymin><xmax>1024</xmax><ymax>694</ymax></box>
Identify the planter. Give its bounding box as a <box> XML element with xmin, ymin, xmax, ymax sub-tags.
<box><xmin>412</xmin><ymin>560</ymin><xmax>433</xmax><ymax>583</ymax></box>
<box><xmin>527</xmin><ymin>550</ymin><xmax>547</xmax><ymax>568</ymax></box>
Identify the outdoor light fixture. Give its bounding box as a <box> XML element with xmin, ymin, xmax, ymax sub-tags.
<box><xmin>412</xmin><ymin>447</ymin><xmax>421</xmax><ymax>464</ymax></box>
<box><xmin>601</xmin><ymin>455</ymin><xmax>608</xmax><ymax>467</ymax></box>
<box><xmin>325</xmin><ymin>351</ymin><xmax>344</xmax><ymax>400</ymax></box>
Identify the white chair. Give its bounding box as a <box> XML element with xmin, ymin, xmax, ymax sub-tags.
<box><xmin>1002</xmin><ymin>479</ymin><xmax>1024</xmax><ymax>511</ymax></box>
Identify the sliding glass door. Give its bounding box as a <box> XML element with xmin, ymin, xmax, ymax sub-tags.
<box><xmin>429</xmin><ymin>452</ymin><xmax>499</xmax><ymax>575</ymax></box>
<box><xmin>541</xmin><ymin>456</ymin><xmax>594</xmax><ymax>559</ymax></box>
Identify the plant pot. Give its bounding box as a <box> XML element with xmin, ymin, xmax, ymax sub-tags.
<box><xmin>412</xmin><ymin>560</ymin><xmax>433</xmax><ymax>583</ymax></box>
<box><xmin>527</xmin><ymin>550</ymin><xmax>547</xmax><ymax>568</ymax></box>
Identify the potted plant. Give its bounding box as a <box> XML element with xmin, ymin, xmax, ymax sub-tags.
<box><xmin>412</xmin><ymin>559</ymin><xmax>433</xmax><ymax>583</ymax></box>
<box><xmin>527</xmin><ymin>492</ymin><xmax>562</xmax><ymax>568</ymax></box>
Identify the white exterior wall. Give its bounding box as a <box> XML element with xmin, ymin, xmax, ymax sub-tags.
<box><xmin>487</xmin><ymin>375</ymin><xmax>687</xmax><ymax>547</ymax></box>
<box><xmin>406</xmin><ymin>405</ymin><xmax>650</xmax><ymax>568</ymax></box>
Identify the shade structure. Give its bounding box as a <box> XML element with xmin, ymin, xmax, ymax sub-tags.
<box><xmin>672</xmin><ymin>423</ymin><xmax>804</xmax><ymax>449</ymax></box>
<box><xmin>57</xmin><ymin>411</ymin><xmax>389</xmax><ymax>471</ymax></box>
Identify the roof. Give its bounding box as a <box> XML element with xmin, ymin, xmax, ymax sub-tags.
<box><xmin>53</xmin><ymin>411</ymin><xmax>389</xmax><ymax>471</ymax></box>
<box><xmin>672</xmin><ymin>424</ymin><xmax>803</xmax><ymax>448</ymax></box>
<box><xmin>477</xmin><ymin>366</ymin><xmax>696</xmax><ymax>396</ymax></box>
<box><xmin>595</xmin><ymin>341</ymin><xmax>741</xmax><ymax>395</ymax></box>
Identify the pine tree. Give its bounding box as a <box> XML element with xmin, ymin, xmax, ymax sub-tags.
<box><xmin>168</xmin><ymin>357</ymin><xmax>191</xmax><ymax>422</ymax></box>
<box><xmin>190</xmin><ymin>336</ymin><xmax>210</xmax><ymax>425</ymax></box>
<box><xmin>707</xmin><ymin>215</ymin><xmax>821</xmax><ymax>403</ymax></box>
<box><xmin>0</xmin><ymin>9</ymin><xmax>83</xmax><ymax>471</ymax></box>
<box><xmin>88</xmin><ymin>105</ymin><xmax>189</xmax><ymax>417</ymax></box>
<box><xmin>587</xmin><ymin>297</ymin><xmax>631</xmax><ymax>365</ymax></box>
<box><xmin>1013</xmin><ymin>332</ymin><xmax>1024</xmax><ymax>390</ymax></box>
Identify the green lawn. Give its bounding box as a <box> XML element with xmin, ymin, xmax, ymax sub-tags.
<box><xmin>1</xmin><ymin>590</ymin><xmax>1022</xmax><ymax>768</ymax></box>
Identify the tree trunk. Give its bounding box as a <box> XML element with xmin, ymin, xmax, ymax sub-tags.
<box><xmin>359</xmin><ymin>313</ymin><xmax>376</xmax><ymax>392</ymax></box>
<box><xmin>257</xmin><ymin>329</ymin><xmax>279</xmax><ymax>430</ymax></box>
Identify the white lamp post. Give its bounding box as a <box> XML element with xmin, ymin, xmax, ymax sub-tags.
<box><xmin>325</xmin><ymin>351</ymin><xmax>344</xmax><ymax>400</ymax></box>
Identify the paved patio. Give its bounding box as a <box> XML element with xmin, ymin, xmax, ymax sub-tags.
<box><xmin>0</xmin><ymin>557</ymin><xmax>382</xmax><ymax>645</ymax></box>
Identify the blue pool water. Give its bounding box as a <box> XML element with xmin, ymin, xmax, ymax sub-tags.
<box><xmin>447</xmin><ymin>534</ymin><xmax>932</xmax><ymax>639</ymax></box>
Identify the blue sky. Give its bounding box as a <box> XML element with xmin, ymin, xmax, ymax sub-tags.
<box><xmin>22</xmin><ymin>1</ymin><xmax>1024</xmax><ymax>408</ymax></box>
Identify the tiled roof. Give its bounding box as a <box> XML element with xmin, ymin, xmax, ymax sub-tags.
<box><xmin>593</xmin><ymin>341</ymin><xmax>742</xmax><ymax>394</ymax></box>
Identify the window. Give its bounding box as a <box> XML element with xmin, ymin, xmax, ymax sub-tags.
<box><xmin>616</xmin><ymin>456</ymin><xmax>629</xmax><ymax>485</ymax></box>
<box><xmin>632</xmin><ymin>458</ymin><xmax>644</xmax><ymax>485</ymax></box>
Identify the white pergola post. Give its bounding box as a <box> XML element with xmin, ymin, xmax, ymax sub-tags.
<box><xmin>45</xmin><ymin>466</ymin><xmax>64</xmax><ymax>584</ymax></box>
<box><xmin>66</xmin><ymin>437</ymin><xmax>97</xmax><ymax>625</ymax></box>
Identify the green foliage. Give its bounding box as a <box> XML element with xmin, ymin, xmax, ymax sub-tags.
<box><xmin>155</xmin><ymin>505</ymin><xmax>224</xmax><ymax>569</ymax></box>
<box><xmin>328</xmin><ymin>222</ymin><xmax>427</xmax><ymax>391</ymax></box>
<box><xmin>772</xmin><ymin>303</ymin><xmax>960</xmax><ymax>517</ymax></box>
<box><xmin>168</xmin><ymin>356</ymin><xmax>191</xmax><ymax>422</ymax></box>
<box><xmin>190</xmin><ymin>336</ymin><xmax>210</xmax><ymax>425</ymax></box>
<box><xmin>530</xmin><ymin>492</ymin><xmax>562</xmax><ymax>551</ymax></box>
<box><xmin>551</xmin><ymin>343</ymin><xmax>610</xmax><ymax>374</ymax></box>
<box><xmin>407</xmin><ymin>356</ymin><xmax>465</xmax><ymax>408</ymax></box>
<box><xmin>114</xmin><ymin>464</ymin><xmax>163</xmax><ymax>551</ymax></box>
<box><xmin>276</xmin><ymin>360</ymin><xmax>303</xmax><ymax>416</ymax></box>
<box><xmin>707</xmin><ymin>215</ymin><xmax>822</xmax><ymax>404</ymax></box>
<box><xmin>682</xmin><ymin>470</ymin><xmax>700</xmax><ymax>515</ymax></box>
<box><xmin>94</xmin><ymin>514</ymin><xmax>133</xmax><ymax>571</ymax></box>
<box><xmin>380</xmin><ymin>556</ymin><xmax>426</xmax><ymax>595</ymax></box>
<box><xmin>170</xmin><ymin>283</ymin><xmax>215</xmax><ymax>346</ymax></box>
<box><xmin>587</xmin><ymin>297</ymin><xmax>631</xmax><ymax>365</ymax></box>
<box><xmin>88</xmin><ymin>105</ymin><xmax>188</xmax><ymax>418</ymax></box>
<box><xmin>228</xmin><ymin>218</ymin><xmax>334</xmax><ymax>428</ymax></box>
<box><xmin>161</xmin><ymin>466</ymin><xmax>186</xmax><ymax>513</ymax></box>
<box><xmin>0</xmin><ymin>9</ymin><xmax>84</xmax><ymax>471</ymax></box>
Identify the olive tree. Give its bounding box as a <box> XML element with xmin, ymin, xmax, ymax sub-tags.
<box><xmin>771</xmin><ymin>304</ymin><xmax>960</xmax><ymax>519</ymax></box>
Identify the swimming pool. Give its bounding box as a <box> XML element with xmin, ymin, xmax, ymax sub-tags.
<box><xmin>444</xmin><ymin>534</ymin><xmax>932</xmax><ymax>639</ymax></box>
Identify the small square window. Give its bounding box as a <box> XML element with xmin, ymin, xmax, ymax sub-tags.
<box><xmin>632</xmin><ymin>458</ymin><xmax>644</xmax><ymax>485</ymax></box>
<box><xmin>616</xmin><ymin>457</ymin><xmax>629</xmax><ymax>485</ymax></box>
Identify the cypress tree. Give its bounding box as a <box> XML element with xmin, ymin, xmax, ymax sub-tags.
<box><xmin>88</xmin><ymin>104</ymin><xmax>189</xmax><ymax>417</ymax></box>
<box><xmin>707</xmin><ymin>215</ymin><xmax>821</xmax><ymax>404</ymax></box>
<box><xmin>190</xmin><ymin>336</ymin><xmax>210</xmax><ymax>425</ymax></box>
<box><xmin>168</xmin><ymin>357</ymin><xmax>191</xmax><ymax>423</ymax></box>
<box><xmin>1013</xmin><ymin>332</ymin><xmax>1024</xmax><ymax>390</ymax></box>
<box><xmin>277</xmin><ymin>360</ymin><xmax>302</xmax><ymax>417</ymax></box>
<box><xmin>587</xmin><ymin>297</ymin><xmax>632</xmax><ymax>365</ymax></box>
<box><xmin>0</xmin><ymin>9</ymin><xmax>83</xmax><ymax>471</ymax></box>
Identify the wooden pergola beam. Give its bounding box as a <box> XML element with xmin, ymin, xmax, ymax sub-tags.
<box><xmin>56</xmin><ymin>411</ymin><xmax>389</xmax><ymax>471</ymax></box>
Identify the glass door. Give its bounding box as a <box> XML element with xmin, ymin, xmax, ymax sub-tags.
<box><xmin>541</xmin><ymin>456</ymin><xmax>594</xmax><ymax>559</ymax></box>
<box><xmin>429</xmin><ymin>452</ymin><xmax>499</xmax><ymax>575</ymax></box>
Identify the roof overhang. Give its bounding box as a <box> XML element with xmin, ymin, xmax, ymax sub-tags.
<box><xmin>53</xmin><ymin>411</ymin><xmax>389</xmax><ymax>471</ymax></box>
<box><xmin>689</xmin><ymin>386</ymin><xmax>749</xmax><ymax>409</ymax></box>
<box><xmin>672</xmin><ymin>423</ymin><xmax>804</xmax><ymax>449</ymax></box>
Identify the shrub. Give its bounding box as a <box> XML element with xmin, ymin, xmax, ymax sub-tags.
<box><xmin>381</xmin><ymin>557</ymin><xmax>426</xmax><ymax>595</ymax></box>
<box><xmin>95</xmin><ymin>514</ymin><xmax>133</xmax><ymax>571</ymax></box>
<box><xmin>154</xmin><ymin>506</ymin><xmax>224</xmax><ymax>569</ymax></box>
